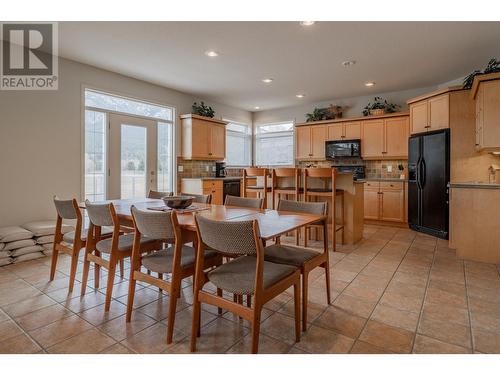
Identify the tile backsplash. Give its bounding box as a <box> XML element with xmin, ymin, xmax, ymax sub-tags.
<box><xmin>297</xmin><ymin>159</ymin><xmax>408</xmax><ymax>179</ymax></box>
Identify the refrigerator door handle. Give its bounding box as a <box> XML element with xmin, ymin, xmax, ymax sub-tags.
<box><xmin>421</xmin><ymin>158</ymin><xmax>426</xmax><ymax>189</ymax></box>
<box><xmin>416</xmin><ymin>157</ymin><xmax>422</xmax><ymax>190</ymax></box>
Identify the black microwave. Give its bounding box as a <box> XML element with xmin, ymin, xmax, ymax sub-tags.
<box><xmin>325</xmin><ymin>139</ymin><xmax>361</xmax><ymax>159</ymax></box>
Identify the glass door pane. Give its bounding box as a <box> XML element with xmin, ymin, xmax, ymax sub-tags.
<box><xmin>121</xmin><ymin>125</ymin><xmax>147</xmax><ymax>199</ymax></box>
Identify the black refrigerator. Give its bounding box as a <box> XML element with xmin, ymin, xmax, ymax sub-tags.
<box><xmin>408</xmin><ymin>129</ymin><xmax>450</xmax><ymax>239</ymax></box>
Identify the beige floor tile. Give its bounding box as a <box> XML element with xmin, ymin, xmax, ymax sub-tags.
<box><xmin>99</xmin><ymin>342</ymin><xmax>135</xmax><ymax>354</ymax></box>
<box><xmin>371</xmin><ymin>304</ymin><xmax>420</xmax><ymax>332</ymax></box>
<box><xmin>333</xmin><ymin>293</ymin><xmax>377</xmax><ymax>319</ymax></box>
<box><xmin>122</xmin><ymin>322</ymin><xmax>185</xmax><ymax>353</ymax></box>
<box><xmin>468</xmin><ymin>296</ymin><xmax>500</xmax><ymax>316</ymax></box>
<box><xmin>313</xmin><ymin>306</ymin><xmax>366</xmax><ymax>338</ymax></box>
<box><xmin>78</xmin><ymin>301</ymin><xmax>127</xmax><ymax>326</ymax></box>
<box><xmin>63</xmin><ymin>291</ymin><xmax>107</xmax><ymax>313</ymax></box>
<box><xmin>472</xmin><ymin>327</ymin><xmax>500</xmax><ymax>353</ymax></box>
<box><xmin>467</xmin><ymin>285</ymin><xmax>500</xmax><ymax>304</ymax></box>
<box><xmin>0</xmin><ymin>279</ymin><xmax>43</xmax><ymax>307</ymax></box>
<box><xmin>2</xmin><ymin>294</ymin><xmax>57</xmax><ymax>318</ymax></box>
<box><xmin>418</xmin><ymin>316</ymin><xmax>471</xmax><ymax>348</ymax></box>
<box><xmin>46</xmin><ymin>285</ymin><xmax>96</xmax><ymax>303</ymax></box>
<box><xmin>350</xmin><ymin>340</ymin><xmax>394</xmax><ymax>354</ymax></box>
<box><xmin>379</xmin><ymin>290</ymin><xmax>423</xmax><ymax>313</ymax></box>
<box><xmin>29</xmin><ymin>314</ymin><xmax>93</xmax><ymax>348</ymax></box>
<box><xmin>162</xmin><ymin>306</ymin><xmax>218</xmax><ymax>335</ymax></box>
<box><xmin>277</xmin><ymin>299</ymin><xmax>327</xmax><ymax>324</ymax></box>
<box><xmin>359</xmin><ymin>320</ymin><xmax>414</xmax><ymax>353</ymax></box>
<box><xmin>47</xmin><ymin>328</ymin><xmax>116</xmax><ymax>353</ymax></box>
<box><xmin>470</xmin><ymin>311</ymin><xmax>500</xmax><ymax>334</ymax></box>
<box><xmin>412</xmin><ymin>334</ymin><xmax>470</xmax><ymax>354</ymax></box>
<box><xmin>421</xmin><ymin>302</ymin><xmax>470</xmax><ymax>327</ymax></box>
<box><xmin>0</xmin><ymin>309</ymin><xmax>9</xmax><ymax>323</ymax></box>
<box><xmin>98</xmin><ymin>312</ymin><xmax>157</xmax><ymax>341</ymax></box>
<box><xmin>15</xmin><ymin>304</ymin><xmax>74</xmax><ymax>331</ymax></box>
<box><xmin>288</xmin><ymin>346</ymin><xmax>310</xmax><ymax>354</ymax></box>
<box><xmin>0</xmin><ymin>320</ymin><xmax>24</xmax><ymax>342</ymax></box>
<box><xmin>425</xmin><ymin>287</ymin><xmax>467</xmax><ymax>309</ymax></box>
<box><xmin>342</xmin><ymin>283</ymin><xmax>385</xmax><ymax>302</ymax></box>
<box><xmin>260</xmin><ymin>312</ymin><xmax>301</xmax><ymax>345</ymax></box>
<box><xmin>117</xmin><ymin>287</ymin><xmax>163</xmax><ymax>309</ymax></box>
<box><xmin>134</xmin><ymin>295</ymin><xmax>190</xmax><ymax>321</ymax></box>
<box><xmin>0</xmin><ymin>333</ymin><xmax>42</xmax><ymax>354</ymax></box>
<box><xmin>295</xmin><ymin>324</ymin><xmax>354</xmax><ymax>354</ymax></box>
<box><xmin>226</xmin><ymin>333</ymin><xmax>291</xmax><ymax>354</ymax></box>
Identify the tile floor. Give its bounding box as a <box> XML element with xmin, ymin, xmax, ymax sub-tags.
<box><xmin>1</xmin><ymin>225</ymin><xmax>500</xmax><ymax>354</ymax></box>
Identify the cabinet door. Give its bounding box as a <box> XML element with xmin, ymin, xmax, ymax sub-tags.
<box><xmin>210</xmin><ymin>124</ymin><xmax>226</xmax><ymax>159</ymax></box>
<box><xmin>410</xmin><ymin>101</ymin><xmax>428</xmax><ymax>134</ymax></box>
<box><xmin>296</xmin><ymin>126</ymin><xmax>311</xmax><ymax>159</ymax></box>
<box><xmin>361</xmin><ymin>120</ymin><xmax>384</xmax><ymax>158</ymax></box>
<box><xmin>364</xmin><ymin>189</ymin><xmax>380</xmax><ymax>220</ymax></box>
<box><xmin>310</xmin><ymin>125</ymin><xmax>326</xmax><ymax>159</ymax></box>
<box><xmin>191</xmin><ymin>120</ymin><xmax>211</xmax><ymax>158</ymax></box>
<box><xmin>476</xmin><ymin>86</ymin><xmax>484</xmax><ymax>148</ymax></box>
<box><xmin>385</xmin><ymin>117</ymin><xmax>409</xmax><ymax>158</ymax></box>
<box><xmin>481</xmin><ymin>80</ymin><xmax>500</xmax><ymax>149</ymax></box>
<box><xmin>380</xmin><ymin>189</ymin><xmax>405</xmax><ymax>222</ymax></box>
<box><xmin>327</xmin><ymin>123</ymin><xmax>343</xmax><ymax>140</ymax></box>
<box><xmin>344</xmin><ymin>122</ymin><xmax>361</xmax><ymax>140</ymax></box>
<box><xmin>428</xmin><ymin>94</ymin><xmax>450</xmax><ymax>130</ymax></box>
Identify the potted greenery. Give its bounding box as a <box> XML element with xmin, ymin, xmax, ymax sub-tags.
<box><xmin>192</xmin><ymin>101</ymin><xmax>215</xmax><ymax>118</ymax></box>
<box><xmin>463</xmin><ymin>58</ymin><xmax>500</xmax><ymax>89</ymax></box>
<box><xmin>305</xmin><ymin>105</ymin><xmax>344</xmax><ymax>122</ymax></box>
<box><xmin>362</xmin><ymin>97</ymin><xmax>400</xmax><ymax>117</ymax></box>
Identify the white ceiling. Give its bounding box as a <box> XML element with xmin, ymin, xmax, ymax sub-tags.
<box><xmin>58</xmin><ymin>22</ymin><xmax>500</xmax><ymax>111</ymax></box>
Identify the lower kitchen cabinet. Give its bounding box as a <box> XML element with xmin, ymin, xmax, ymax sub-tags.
<box><xmin>364</xmin><ymin>181</ymin><xmax>407</xmax><ymax>223</ymax></box>
<box><xmin>181</xmin><ymin>178</ymin><xmax>223</xmax><ymax>205</ymax></box>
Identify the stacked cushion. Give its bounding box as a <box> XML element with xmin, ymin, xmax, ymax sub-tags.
<box><xmin>0</xmin><ymin>226</ymin><xmax>33</xmax><ymax>243</ymax></box>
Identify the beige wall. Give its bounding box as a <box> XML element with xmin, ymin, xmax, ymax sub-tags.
<box><xmin>0</xmin><ymin>57</ymin><xmax>251</xmax><ymax>226</ymax></box>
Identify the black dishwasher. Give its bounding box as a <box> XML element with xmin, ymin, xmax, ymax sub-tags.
<box><xmin>223</xmin><ymin>180</ymin><xmax>241</xmax><ymax>201</ymax></box>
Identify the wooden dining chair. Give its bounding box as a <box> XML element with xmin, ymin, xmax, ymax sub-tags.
<box><xmin>126</xmin><ymin>206</ymin><xmax>223</xmax><ymax>344</ymax></box>
<box><xmin>191</xmin><ymin>215</ymin><xmax>301</xmax><ymax>354</ymax></box>
<box><xmin>80</xmin><ymin>200</ymin><xmax>159</xmax><ymax>311</ymax></box>
<box><xmin>148</xmin><ymin>190</ymin><xmax>173</xmax><ymax>199</ymax></box>
<box><xmin>224</xmin><ymin>195</ymin><xmax>264</xmax><ymax>209</ymax></box>
<box><xmin>50</xmin><ymin>197</ymin><xmax>111</xmax><ymax>293</ymax></box>
<box><xmin>242</xmin><ymin>167</ymin><xmax>270</xmax><ymax>209</ymax></box>
<box><xmin>271</xmin><ymin>167</ymin><xmax>302</xmax><ymax>245</ymax></box>
<box><xmin>181</xmin><ymin>193</ymin><xmax>211</xmax><ymax>204</ymax></box>
<box><xmin>264</xmin><ymin>199</ymin><xmax>331</xmax><ymax>331</ymax></box>
<box><xmin>303</xmin><ymin>168</ymin><xmax>344</xmax><ymax>251</ymax></box>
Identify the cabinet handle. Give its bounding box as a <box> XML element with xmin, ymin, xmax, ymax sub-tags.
<box><xmin>209</xmin><ymin>152</ymin><xmax>213</xmax><ymax>156</ymax></box>
<box><xmin>424</xmin><ymin>125</ymin><xmax>431</xmax><ymax>128</ymax></box>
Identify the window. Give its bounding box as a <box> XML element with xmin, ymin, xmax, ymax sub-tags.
<box><xmin>255</xmin><ymin>122</ymin><xmax>294</xmax><ymax>166</ymax></box>
<box><xmin>157</xmin><ymin>122</ymin><xmax>174</xmax><ymax>193</ymax></box>
<box><xmin>84</xmin><ymin>110</ymin><xmax>106</xmax><ymax>202</ymax></box>
<box><xmin>225</xmin><ymin>120</ymin><xmax>252</xmax><ymax>166</ymax></box>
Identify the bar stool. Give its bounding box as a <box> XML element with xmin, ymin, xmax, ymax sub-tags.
<box><xmin>242</xmin><ymin>168</ymin><xmax>271</xmax><ymax>209</ymax></box>
<box><xmin>272</xmin><ymin>168</ymin><xmax>302</xmax><ymax>245</ymax></box>
<box><xmin>303</xmin><ymin>168</ymin><xmax>344</xmax><ymax>252</ymax></box>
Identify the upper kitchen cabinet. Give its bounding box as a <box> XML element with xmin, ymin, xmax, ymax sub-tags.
<box><xmin>361</xmin><ymin>115</ymin><xmax>409</xmax><ymax>159</ymax></box>
<box><xmin>471</xmin><ymin>73</ymin><xmax>500</xmax><ymax>150</ymax></box>
<box><xmin>327</xmin><ymin>121</ymin><xmax>361</xmax><ymax>141</ymax></box>
<box><xmin>180</xmin><ymin>114</ymin><xmax>227</xmax><ymax>160</ymax></box>
<box><xmin>295</xmin><ymin>124</ymin><xmax>326</xmax><ymax>160</ymax></box>
<box><xmin>408</xmin><ymin>89</ymin><xmax>454</xmax><ymax>134</ymax></box>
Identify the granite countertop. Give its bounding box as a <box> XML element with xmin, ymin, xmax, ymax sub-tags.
<box><xmin>182</xmin><ymin>177</ymin><xmax>243</xmax><ymax>181</ymax></box>
<box><xmin>358</xmin><ymin>178</ymin><xmax>408</xmax><ymax>182</ymax></box>
<box><xmin>448</xmin><ymin>182</ymin><xmax>500</xmax><ymax>189</ymax></box>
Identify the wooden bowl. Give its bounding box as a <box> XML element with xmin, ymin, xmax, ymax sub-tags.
<box><xmin>162</xmin><ymin>196</ymin><xmax>193</xmax><ymax>209</ymax></box>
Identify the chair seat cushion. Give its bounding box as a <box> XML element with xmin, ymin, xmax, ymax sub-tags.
<box><xmin>63</xmin><ymin>226</ymin><xmax>113</xmax><ymax>244</ymax></box>
<box><xmin>208</xmin><ymin>255</ymin><xmax>297</xmax><ymax>295</ymax></box>
<box><xmin>95</xmin><ymin>234</ymin><xmax>155</xmax><ymax>253</ymax></box>
<box><xmin>264</xmin><ymin>244</ymin><xmax>321</xmax><ymax>267</ymax></box>
<box><xmin>141</xmin><ymin>246</ymin><xmax>218</xmax><ymax>274</ymax></box>
<box><xmin>275</xmin><ymin>187</ymin><xmax>304</xmax><ymax>192</ymax></box>
<box><xmin>246</xmin><ymin>186</ymin><xmax>272</xmax><ymax>191</ymax></box>
<box><xmin>306</xmin><ymin>188</ymin><xmax>344</xmax><ymax>193</ymax></box>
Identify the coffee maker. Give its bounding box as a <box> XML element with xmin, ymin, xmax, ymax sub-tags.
<box><xmin>215</xmin><ymin>161</ymin><xmax>227</xmax><ymax>177</ymax></box>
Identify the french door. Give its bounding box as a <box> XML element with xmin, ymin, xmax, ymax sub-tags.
<box><xmin>108</xmin><ymin>113</ymin><xmax>157</xmax><ymax>199</ymax></box>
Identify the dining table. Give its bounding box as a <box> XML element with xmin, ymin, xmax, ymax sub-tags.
<box><xmin>81</xmin><ymin>198</ymin><xmax>324</xmax><ymax>243</ymax></box>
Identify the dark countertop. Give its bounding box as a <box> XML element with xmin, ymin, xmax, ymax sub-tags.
<box><xmin>182</xmin><ymin>177</ymin><xmax>242</xmax><ymax>181</ymax></box>
<box><xmin>448</xmin><ymin>182</ymin><xmax>500</xmax><ymax>190</ymax></box>
<box><xmin>357</xmin><ymin>178</ymin><xmax>408</xmax><ymax>182</ymax></box>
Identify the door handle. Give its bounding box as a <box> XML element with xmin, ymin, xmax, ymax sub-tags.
<box><xmin>416</xmin><ymin>158</ymin><xmax>422</xmax><ymax>190</ymax></box>
<box><xmin>420</xmin><ymin>159</ymin><xmax>426</xmax><ymax>188</ymax></box>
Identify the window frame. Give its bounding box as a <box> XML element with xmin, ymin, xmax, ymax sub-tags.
<box><xmin>223</xmin><ymin>118</ymin><xmax>252</xmax><ymax>167</ymax></box>
<box><xmin>254</xmin><ymin>120</ymin><xmax>295</xmax><ymax>167</ymax></box>
<box><xmin>81</xmin><ymin>86</ymin><xmax>177</xmax><ymax>201</ymax></box>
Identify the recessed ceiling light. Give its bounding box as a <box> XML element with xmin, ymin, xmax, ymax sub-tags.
<box><xmin>342</xmin><ymin>60</ymin><xmax>356</xmax><ymax>67</ymax></box>
<box><xmin>300</xmin><ymin>21</ymin><xmax>315</xmax><ymax>26</ymax></box>
<box><xmin>205</xmin><ymin>50</ymin><xmax>219</xmax><ymax>57</ymax></box>
<box><xmin>254</xmin><ymin>106</ymin><xmax>260</xmax><ymax>110</ymax></box>
<box><xmin>262</xmin><ymin>78</ymin><xmax>273</xmax><ymax>83</ymax></box>
<box><xmin>296</xmin><ymin>94</ymin><xmax>305</xmax><ymax>98</ymax></box>
<box><xmin>365</xmin><ymin>82</ymin><xmax>376</xmax><ymax>87</ymax></box>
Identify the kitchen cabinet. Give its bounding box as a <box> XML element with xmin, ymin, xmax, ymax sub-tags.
<box><xmin>361</xmin><ymin>116</ymin><xmax>409</xmax><ymax>159</ymax></box>
<box><xmin>180</xmin><ymin>114</ymin><xmax>227</xmax><ymax>160</ymax></box>
<box><xmin>471</xmin><ymin>73</ymin><xmax>500</xmax><ymax>150</ymax></box>
<box><xmin>364</xmin><ymin>181</ymin><xmax>406</xmax><ymax>223</ymax></box>
<box><xmin>181</xmin><ymin>178</ymin><xmax>223</xmax><ymax>205</ymax></box>
<box><xmin>408</xmin><ymin>92</ymin><xmax>450</xmax><ymax>134</ymax></box>
<box><xmin>295</xmin><ymin>125</ymin><xmax>326</xmax><ymax>160</ymax></box>
<box><xmin>327</xmin><ymin>121</ymin><xmax>361</xmax><ymax>141</ymax></box>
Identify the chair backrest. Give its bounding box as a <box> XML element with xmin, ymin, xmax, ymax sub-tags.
<box><xmin>148</xmin><ymin>190</ymin><xmax>173</xmax><ymax>199</ymax></box>
<box><xmin>85</xmin><ymin>200</ymin><xmax>116</xmax><ymax>227</ymax></box>
<box><xmin>273</xmin><ymin>167</ymin><xmax>298</xmax><ymax>178</ymax></box>
<box><xmin>195</xmin><ymin>215</ymin><xmax>259</xmax><ymax>256</ymax></box>
<box><xmin>182</xmin><ymin>193</ymin><xmax>211</xmax><ymax>204</ymax></box>
<box><xmin>244</xmin><ymin>167</ymin><xmax>267</xmax><ymax>177</ymax></box>
<box><xmin>224</xmin><ymin>195</ymin><xmax>263</xmax><ymax>209</ymax></box>
<box><xmin>305</xmin><ymin>167</ymin><xmax>334</xmax><ymax>179</ymax></box>
<box><xmin>277</xmin><ymin>199</ymin><xmax>327</xmax><ymax>217</ymax></box>
<box><xmin>53</xmin><ymin>196</ymin><xmax>79</xmax><ymax>220</ymax></box>
<box><xmin>131</xmin><ymin>205</ymin><xmax>176</xmax><ymax>241</ymax></box>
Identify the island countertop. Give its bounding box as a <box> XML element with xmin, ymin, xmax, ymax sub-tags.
<box><xmin>448</xmin><ymin>182</ymin><xmax>500</xmax><ymax>189</ymax></box>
